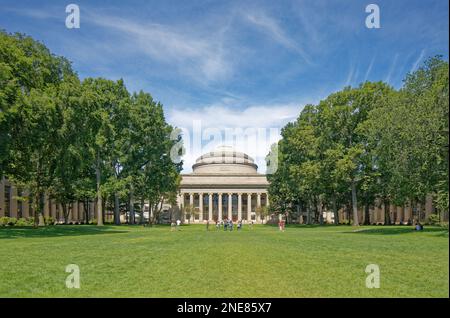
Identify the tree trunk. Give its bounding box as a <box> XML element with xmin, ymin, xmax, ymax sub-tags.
<box><xmin>140</xmin><ymin>197</ymin><xmax>145</xmax><ymax>224</ymax></box>
<box><xmin>83</xmin><ymin>200</ymin><xmax>89</xmax><ymax>223</ymax></box>
<box><xmin>114</xmin><ymin>193</ymin><xmax>120</xmax><ymax>225</ymax></box>
<box><xmin>364</xmin><ymin>203</ymin><xmax>370</xmax><ymax>225</ymax></box>
<box><xmin>102</xmin><ymin>199</ymin><xmax>106</xmax><ymax>223</ymax></box>
<box><xmin>318</xmin><ymin>199</ymin><xmax>324</xmax><ymax>225</ymax></box>
<box><xmin>306</xmin><ymin>200</ymin><xmax>312</xmax><ymax>225</ymax></box>
<box><xmin>351</xmin><ymin>179</ymin><xmax>359</xmax><ymax>226</ymax></box>
<box><xmin>96</xmin><ymin>162</ymin><xmax>103</xmax><ymax>226</ymax></box>
<box><xmin>384</xmin><ymin>199</ymin><xmax>391</xmax><ymax>225</ymax></box>
<box><xmin>62</xmin><ymin>203</ymin><xmax>69</xmax><ymax>224</ymax></box>
<box><xmin>129</xmin><ymin>186</ymin><xmax>135</xmax><ymax>225</ymax></box>
<box><xmin>148</xmin><ymin>199</ymin><xmax>153</xmax><ymax>226</ymax></box>
<box><xmin>38</xmin><ymin>192</ymin><xmax>45</xmax><ymax>226</ymax></box>
<box><xmin>332</xmin><ymin>196</ymin><xmax>339</xmax><ymax>225</ymax></box>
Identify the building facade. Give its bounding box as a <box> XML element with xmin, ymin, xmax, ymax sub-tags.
<box><xmin>0</xmin><ymin>145</ymin><xmax>445</xmax><ymax>224</ymax></box>
<box><xmin>177</xmin><ymin>145</ymin><xmax>269</xmax><ymax>223</ymax></box>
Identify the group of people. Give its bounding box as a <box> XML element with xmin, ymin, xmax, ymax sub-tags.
<box><xmin>211</xmin><ymin>219</ymin><xmax>247</xmax><ymax>231</ymax></box>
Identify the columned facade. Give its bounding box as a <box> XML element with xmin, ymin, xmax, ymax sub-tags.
<box><xmin>178</xmin><ymin>146</ymin><xmax>270</xmax><ymax>223</ymax></box>
<box><xmin>178</xmin><ymin>190</ymin><xmax>269</xmax><ymax>223</ymax></box>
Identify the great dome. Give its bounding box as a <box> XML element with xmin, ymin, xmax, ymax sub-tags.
<box><xmin>192</xmin><ymin>145</ymin><xmax>258</xmax><ymax>174</ymax></box>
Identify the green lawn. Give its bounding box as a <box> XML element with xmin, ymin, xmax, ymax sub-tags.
<box><xmin>0</xmin><ymin>224</ymin><xmax>448</xmax><ymax>297</ymax></box>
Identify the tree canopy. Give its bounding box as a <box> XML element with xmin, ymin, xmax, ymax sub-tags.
<box><xmin>0</xmin><ymin>31</ymin><xmax>182</xmax><ymax>226</ymax></box>
<box><xmin>268</xmin><ymin>57</ymin><xmax>449</xmax><ymax>225</ymax></box>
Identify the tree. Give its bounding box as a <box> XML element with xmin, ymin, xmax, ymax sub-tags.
<box><xmin>1</xmin><ymin>32</ymin><xmax>76</xmax><ymax>226</ymax></box>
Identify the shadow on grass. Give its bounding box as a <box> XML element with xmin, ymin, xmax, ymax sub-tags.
<box><xmin>342</xmin><ymin>227</ymin><xmax>447</xmax><ymax>235</ymax></box>
<box><xmin>264</xmin><ymin>223</ymin><xmax>335</xmax><ymax>229</ymax></box>
<box><xmin>0</xmin><ymin>225</ymin><xmax>129</xmax><ymax>239</ymax></box>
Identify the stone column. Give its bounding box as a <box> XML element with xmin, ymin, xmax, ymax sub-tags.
<box><xmin>228</xmin><ymin>193</ymin><xmax>232</xmax><ymax>220</ymax></box>
<box><xmin>208</xmin><ymin>193</ymin><xmax>213</xmax><ymax>221</ymax></box>
<box><xmin>404</xmin><ymin>202</ymin><xmax>412</xmax><ymax>223</ymax></box>
<box><xmin>23</xmin><ymin>190</ymin><xmax>29</xmax><ymax>218</ymax></box>
<box><xmin>44</xmin><ymin>194</ymin><xmax>50</xmax><ymax>218</ymax></box>
<box><xmin>176</xmin><ymin>193</ymin><xmax>183</xmax><ymax>209</ymax></box>
<box><xmin>238</xmin><ymin>193</ymin><xmax>242</xmax><ymax>221</ymax></box>
<box><xmin>51</xmin><ymin>201</ymin><xmax>57</xmax><ymax>220</ymax></box>
<box><xmin>199</xmin><ymin>193</ymin><xmax>203</xmax><ymax>222</ymax></box>
<box><xmin>396</xmin><ymin>206</ymin><xmax>404</xmax><ymax>224</ymax></box>
<box><xmin>189</xmin><ymin>193</ymin><xmax>194</xmax><ymax>222</ymax></box>
<box><xmin>218</xmin><ymin>193</ymin><xmax>222</xmax><ymax>221</ymax></box>
<box><xmin>247</xmin><ymin>193</ymin><xmax>252</xmax><ymax>222</ymax></box>
<box><xmin>257</xmin><ymin>193</ymin><xmax>261</xmax><ymax>222</ymax></box>
<box><xmin>10</xmin><ymin>186</ymin><xmax>18</xmax><ymax>218</ymax></box>
<box><xmin>74</xmin><ymin>201</ymin><xmax>80</xmax><ymax>222</ymax></box>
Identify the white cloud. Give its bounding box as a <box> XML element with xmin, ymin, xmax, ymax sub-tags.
<box><xmin>86</xmin><ymin>13</ymin><xmax>232</xmax><ymax>84</ymax></box>
<box><xmin>168</xmin><ymin>103</ymin><xmax>301</xmax><ymax>173</ymax></box>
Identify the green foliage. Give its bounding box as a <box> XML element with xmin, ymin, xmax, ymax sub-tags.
<box><xmin>44</xmin><ymin>216</ymin><xmax>55</xmax><ymax>225</ymax></box>
<box><xmin>0</xmin><ymin>217</ymin><xmax>9</xmax><ymax>226</ymax></box>
<box><xmin>0</xmin><ymin>31</ymin><xmax>181</xmax><ymax>226</ymax></box>
<box><xmin>269</xmin><ymin>57</ymin><xmax>449</xmax><ymax>225</ymax></box>
<box><xmin>7</xmin><ymin>217</ymin><xmax>17</xmax><ymax>226</ymax></box>
<box><xmin>15</xmin><ymin>218</ymin><xmax>28</xmax><ymax>227</ymax></box>
<box><xmin>426</xmin><ymin>214</ymin><xmax>440</xmax><ymax>226</ymax></box>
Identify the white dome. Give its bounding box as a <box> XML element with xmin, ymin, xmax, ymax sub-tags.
<box><xmin>192</xmin><ymin>145</ymin><xmax>258</xmax><ymax>174</ymax></box>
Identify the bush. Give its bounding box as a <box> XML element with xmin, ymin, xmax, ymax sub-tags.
<box><xmin>427</xmin><ymin>214</ymin><xmax>440</xmax><ymax>225</ymax></box>
<box><xmin>0</xmin><ymin>217</ymin><xmax>9</xmax><ymax>226</ymax></box>
<box><xmin>44</xmin><ymin>216</ymin><xmax>55</xmax><ymax>225</ymax></box>
<box><xmin>16</xmin><ymin>218</ymin><xmax>29</xmax><ymax>227</ymax></box>
<box><xmin>7</xmin><ymin>217</ymin><xmax>17</xmax><ymax>226</ymax></box>
<box><xmin>27</xmin><ymin>217</ymin><xmax>35</xmax><ymax>226</ymax></box>
<box><xmin>89</xmin><ymin>218</ymin><xmax>97</xmax><ymax>225</ymax></box>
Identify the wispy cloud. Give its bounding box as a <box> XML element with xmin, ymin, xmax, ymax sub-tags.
<box><xmin>364</xmin><ymin>56</ymin><xmax>376</xmax><ymax>82</ymax></box>
<box><xmin>410</xmin><ymin>49</ymin><xmax>426</xmax><ymax>73</ymax></box>
<box><xmin>385</xmin><ymin>53</ymin><xmax>399</xmax><ymax>83</ymax></box>
<box><xmin>244</xmin><ymin>10</ymin><xmax>312</xmax><ymax>65</ymax></box>
<box><xmin>86</xmin><ymin>13</ymin><xmax>232</xmax><ymax>84</ymax></box>
<box><xmin>344</xmin><ymin>63</ymin><xmax>356</xmax><ymax>87</ymax></box>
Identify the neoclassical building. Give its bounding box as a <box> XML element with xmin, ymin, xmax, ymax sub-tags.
<box><xmin>177</xmin><ymin>146</ymin><xmax>269</xmax><ymax>223</ymax></box>
<box><xmin>0</xmin><ymin>145</ymin><xmax>442</xmax><ymax>225</ymax></box>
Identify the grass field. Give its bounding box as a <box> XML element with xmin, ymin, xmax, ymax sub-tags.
<box><xmin>0</xmin><ymin>224</ymin><xmax>448</xmax><ymax>297</ymax></box>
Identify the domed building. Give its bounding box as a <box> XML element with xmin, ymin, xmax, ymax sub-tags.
<box><xmin>177</xmin><ymin>145</ymin><xmax>269</xmax><ymax>223</ymax></box>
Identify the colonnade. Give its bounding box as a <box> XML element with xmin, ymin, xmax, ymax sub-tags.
<box><xmin>179</xmin><ymin>191</ymin><xmax>269</xmax><ymax>223</ymax></box>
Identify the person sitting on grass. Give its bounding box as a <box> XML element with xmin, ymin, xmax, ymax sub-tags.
<box><xmin>216</xmin><ymin>220</ymin><xmax>220</xmax><ymax>230</ymax></box>
<box><xmin>230</xmin><ymin>220</ymin><xmax>234</xmax><ymax>231</ymax></box>
<box><xmin>415</xmin><ymin>221</ymin><xmax>423</xmax><ymax>231</ymax></box>
<box><xmin>224</xmin><ymin>219</ymin><xmax>228</xmax><ymax>231</ymax></box>
<box><xmin>237</xmin><ymin>220</ymin><xmax>242</xmax><ymax>231</ymax></box>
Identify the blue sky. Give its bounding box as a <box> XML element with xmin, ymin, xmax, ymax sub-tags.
<box><xmin>1</xmin><ymin>0</ymin><xmax>448</xmax><ymax>172</ymax></box>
